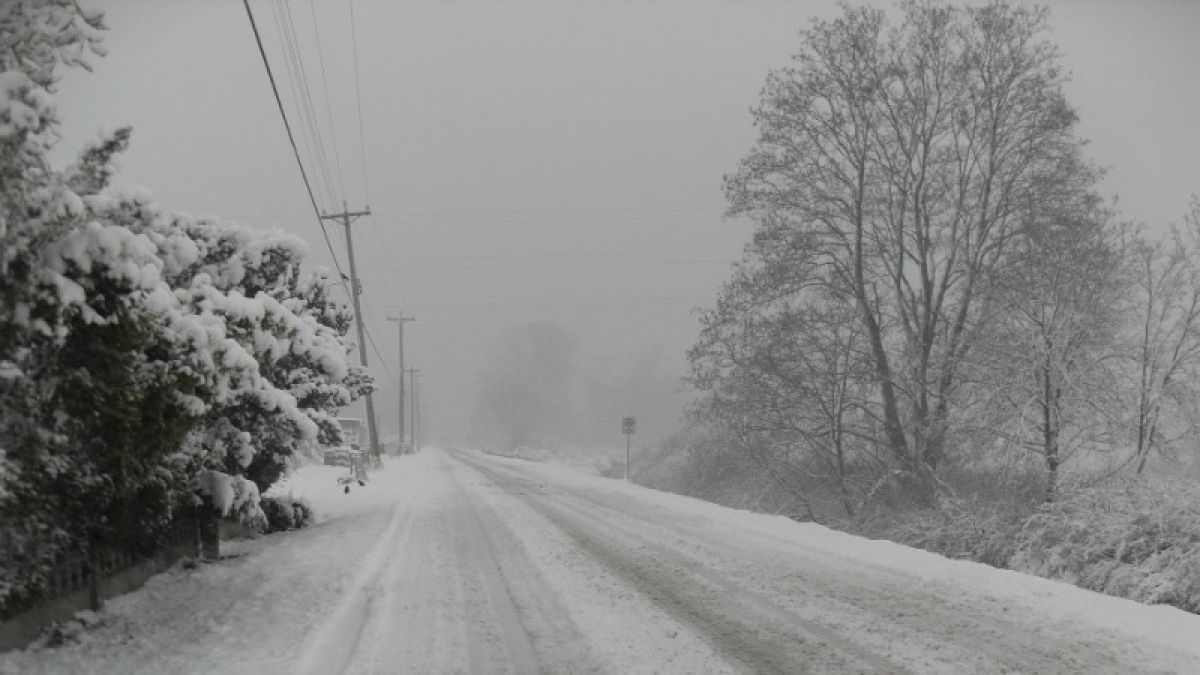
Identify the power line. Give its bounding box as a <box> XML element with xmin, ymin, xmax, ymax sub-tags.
<box><xmin>248</xmin><ymin>0</ymin><xmax>394</xmax><ymax>419</ymax></box>
<box><xmin>364</xmin><ymin>298</ymin><xmax>705</xmax><ymax>314</ymax></box>
<box><xmin>267</xmin><ymin>0</ymin><xmax>327</xmax><ymax>208</ymax></box>
<box><xmin>363</xmin><ymin>218</ymin><xmax>407</xmax><ymax>299</ymax></box>
<box><xmin>242</xmin><ymin>0</ymin><xmax>351</xmax><ymax>301</ymax></box>
<box><xmin>340</xmin><ymin>0</ymin><xmax>389</xmax><ymax>388</ymax></box>
<box><xmin>277</xmin><ymin>0</ymin><xmax>334</xmax><ymax>206</ymax></box>
<box><xmin>375</xmin><ymin>206</ymin><xmax>730</xmax><ymax>219</ymax></box>
<box><xmin>353</xmin><ymin>259</ymin><xmax>734</xmax><ymax>274</ymax></box>
<box><xmin>364</xmin><ymin>323</ymin><xmax>398</xmax><ymax>384</ymax></box>
<box><xmin>222</xmin><ymin>206</ymin><xmax>739</xmax><ymax>225</ymax></box>
<box><xmin>347</xmin><ymin>0</ymin><xmax>370</xmax><ymax>208</ymax></box>
<box><xmin>361</xmin><ymin>248</ymin><xmax>737</xmax><ymax>262</ymax></box>
<box><xmin>308</xmin><ymin>0</ymin><xmax>348</xmax><ymax>203</ymax></box>
<box><xmin>274</xmin><ymin>0</ymin><xmax>340</xmax><ymax>208</ymax></box>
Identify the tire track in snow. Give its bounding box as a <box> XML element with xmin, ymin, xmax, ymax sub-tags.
<box><xmin>455</xmin><ymin>451</ymin><xmax>907</xmax><ymax>674</ymax></box>
<box><xmin>448</xmin><ymin>475</ymin><xmax>606</xmax><ymax>675</ymax></box>
<box><xmin>461</xmin><ymin>451</ymin><xmax>1147</xmax><ymax>674</ymax></box>
<box><xmin>447</xmin><ymin>452</ymin><xmax>735</xmax><ymax>674</ymax></box>
<box><xmin>450</xmin><ymin>459</ymin><xmax>544</xmax><ymax>673</ymax></box>
<box><xmin>514</xmin><ymin>470</ymin><xmax>1132</xmax><ymax>674</ymax></box>
<box><xmin>294</xmin><ymin>494</ymin><xmax>414</xmax><ymax>675</ymax></box>
<box><xmin>339</xmin><ymin>452</ymin><xmax>601</xmax><ymax>674</ymax></box>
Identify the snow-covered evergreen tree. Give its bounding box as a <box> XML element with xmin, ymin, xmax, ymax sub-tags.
<box><xmin>0</xmin><ymin>0</ymin><xmax>369</xmax><ymax>612</ymax></box>
<box><xmin>140</xmin><ymin>213</ymin><xmax>372</xmax><ymax>493</ymax></box>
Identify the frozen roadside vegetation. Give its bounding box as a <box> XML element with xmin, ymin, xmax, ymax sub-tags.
<box><xmin>628</xmin><ymin>437</ymin><xmax>1200</xmax><ymax>617</ymax></box>
<box><xmin>1008</xmin><ymin>480</ymin><xmax>1200</xmax><ymax>611</ymax></box>
<box><xmin>873</xmin><ymin>477</ymin><xmax>1200</xmax><ymax>614</ymax></box>
<box><xmin>0</xmin><ymin>461</ymin><xmax>382</xmax><ymax>675</ymax></box>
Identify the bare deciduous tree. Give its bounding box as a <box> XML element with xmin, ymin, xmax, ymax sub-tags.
<box><xmin>721</xmin><ymin>1</ymin><xmax>1097</xmax><ymax>494</ymax></box>
<box><xmin>1127</xmin><ymin>198</ymin><xmax>1200</xmax><ymax>474</ymax></box>
<box><xmin>974</xmin><ymin>198</ymin><xmax>1126</xmax><ymax>500</ymax></box>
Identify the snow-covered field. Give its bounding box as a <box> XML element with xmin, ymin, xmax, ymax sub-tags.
<box><xmin>4</xmin><ymin>447</ymin><xmax>1200</xmax><ymax>674</ymax></box>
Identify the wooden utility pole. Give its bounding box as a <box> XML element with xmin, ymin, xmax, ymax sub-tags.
<box><xmin>622</xmin><ymin>416</ymin><xmax>636</xmax><ymax>481</ymax></box>
<box><xmin>406</xmin><ymin>367</ymin><xmax>421</xmax><ymax>450</ymax></box>
<box><xmin>387</xmin><ymin>314</ymin><xmax>414</xmax><ymax>453</ymax></box>
<box><xmin>321</xmin><ymin>203</ymin><xmax>381</xmax><ymax>463</ymax></box>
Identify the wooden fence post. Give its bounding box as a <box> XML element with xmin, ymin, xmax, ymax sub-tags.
<box><xmin>198</xmin><ymin>510</ymin><xmax>220</xmax><ymax>560</ymax></box>
<box><xmin>87</xmin><ymin>549</ymin><xmax>100</xmax><ymax>611</ymax></box>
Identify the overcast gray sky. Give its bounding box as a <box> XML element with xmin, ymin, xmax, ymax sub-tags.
<box><xmin>55</xmin><ymin>0</ymin><xmax>1200</xmax><ymax>445</ymax></box>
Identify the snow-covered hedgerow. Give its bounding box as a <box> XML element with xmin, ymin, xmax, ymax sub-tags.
<box><xmin>1007</xmin><ymin>479</ymin><xmax>1200</xmax><ymax>612</ymax></box>
<box><xmin>0</xmin><ymin>1</ymin><xmax>367</xmax><ymax>615</ymax></box>
<box><xmin>887</xmin><ymin>474</ymin><xmax>1200</xmax><ymax>614</ymax></box>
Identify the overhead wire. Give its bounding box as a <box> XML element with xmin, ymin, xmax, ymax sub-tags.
<box><xmin>220</xmin><ymin>206</ymin><xmax>736</xmax><ymax>226</ymax></box>
<box><xmin>363</xmin><ymin>218</ymin><xmax>406</xmax><ymax>299</ymax></box>
<box><xmin>347</xmin><ymin>0</ymin><xmax>371</xmax><ymax>208</ymax></box>
<box><xmin>274</xmin><ymin>0</ymin><xmax>341</xmax><ymax>208</ymax></box>
<box><xmin>242</xmin><ymin>0</ymin><xmax>351</xmax><ymax>302</ymax></box>
<box><xmin>364</xmin><ymin>298</ymin><xmax>705</xmax><ymax>314</ymax></box>
<box><xmin>266</xmin><ymin>0</ymin><xmax>325</xmax><ymax>207</ymax></box>
<box><xmin>365</xmin><ymin>325</ymin><xmax>399</xmax><ymax>383</ymax></box>
<box><xmin>284</xmin><ymin>0</ymin><xmax>342</xmax><ymax>206</ymax></box>
<box><xmin>361</xmin><ymin>248</ymin><xmax>737</xmax><ymax>262</ymax></box>
<box><xmin>247</xmin><ymin>0</ymin><xmax>399</xmax><ymax>394</ymax></box>
<box><xmin>340</xmin><ymin>0</ymin><xmax>396</xmax><ymax>382</ymax></box>
<box><xmin>308</xmin><ymin>0</ymin><xmax>348</xmax><ymax>203</ymax></box>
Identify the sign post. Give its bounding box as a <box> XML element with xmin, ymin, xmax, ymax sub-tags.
<box><xmin>622</xmin><ymin>416</ymin><xmax>636</xmax><ymax>481</ymax></box>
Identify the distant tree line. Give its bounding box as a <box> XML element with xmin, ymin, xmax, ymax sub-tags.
<box><xmin>469</xmin><ymin>322</ymin><xmax>680</xmax><ymax>453</ymax></box>
<box><xmin>0</xmin><ymin>1</ymin><xmax>370</xmax><ymax>613</ymax></box>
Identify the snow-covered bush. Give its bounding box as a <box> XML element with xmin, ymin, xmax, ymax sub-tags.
<box><xmin>895</xmin><ymin>496</ymin><xmax>1023</xmax><ymax>567</ymax></box>
<box><xmin>259</xmin><ymin>495</ymin><xmax>314</xmax><ymax>533</ymax></box>
<box><xmin>130</xmin><ymin>209</ymin><xmax>372</xmax><ymax>494</ymax></box>
<box><xmin>0</xmin><ymin>0</ymin><xmax>368</xmax><ymax>614</ymax></box>
<box><xmin>197</xmin><ymin>470</ymin><xmax>267</xmax><ymax>531</ymax></box>
<box><xmin>1008</xmin><ymin>479</ymin><xmax>1200</xmax><ymax>612</ymax></box>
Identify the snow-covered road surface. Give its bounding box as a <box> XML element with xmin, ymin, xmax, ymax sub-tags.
<box><xmin>4</xmin><ymin>447</ymin><xmax>1200</xmax><ymax>674</ymax></box>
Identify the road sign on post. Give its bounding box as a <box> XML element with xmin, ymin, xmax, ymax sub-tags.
<box><xmin>622</xmin><ymin>416</ymin><xmax>636</xmax><ymax>480</ymax></box>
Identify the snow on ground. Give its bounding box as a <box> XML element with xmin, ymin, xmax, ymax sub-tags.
<box><xmin>458</xmin><ymin>449</ymin><xmax>1200</xmax><ymax>673</ymax></box>
<box><xmin>0</xmin><ymin>461</ymin><xmax>393</xmax><ymax>675</ymax></box>
<box><xmin>481</xmin><ymin>443</ymin><xmax>625</xmax><ymax>476</ymax></box>
<box><xmin>4</xmin><ymin>448</ymin><xmax>1200</xmax><ymax>674</ymax></box>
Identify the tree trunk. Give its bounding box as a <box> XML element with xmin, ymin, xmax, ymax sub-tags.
<box><xmin>1041</xmin><ymin>348</ymin><xmax>1060</xmax><ymax>502</ymax></box>
<box><xmin>851</xmin><ymin>159</ymin><xmax>910</xmax><ymax>469</ymax></box>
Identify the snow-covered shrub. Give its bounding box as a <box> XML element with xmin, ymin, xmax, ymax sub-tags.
<box><xmin>35</xmin><ymin>609</ymin><xmax>103</xmax><ymax>649</ymax></box>
<box><xmin>197</xmin><ymin>470</ymin><xmax>267</xmax><ymax>531</ymax></box>
<box><xmin>0</xmin><ymin>0</ymin><xmax>369</xmax><ymax>614</ymax></box>
<box><xmin>259</xmin><ymin>495</ymin><xmax>314</xmax><ymax>533</ymax></box>
<box><xmin>895</xmin><ymin>496</ymin><xmax>1024</xmax><ymax>567</ymax></box>
<box><xmin>885</xmin><ymin>461</ymin><xmax>1045</xmax><ymax>566</ymax></box>
<box><xmin>1007</xmin><ymin>478</ymin><xmax>1200</xmax><ymax>612</ymax></box>
<box><xmin>135</xmin><ymin>210</ymin><xmax>372</xmax><ymax>494</ymax></box>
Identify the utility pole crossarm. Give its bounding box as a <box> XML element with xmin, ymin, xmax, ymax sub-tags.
<box><xmin>318</xmin><ymin>209</ymin><xmax>371</xmax><ymax>221</ymax></box>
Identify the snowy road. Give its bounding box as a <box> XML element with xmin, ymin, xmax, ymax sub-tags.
<box><xmin>5</xmin><ymin>447</ymin><xmax>1200</xmax><ymax>674</ymax></box>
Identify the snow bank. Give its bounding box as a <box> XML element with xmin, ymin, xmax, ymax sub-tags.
<box><xmin>491</xmin><ymin>449</ymin><xmax>1200</xmax><ymax>660</ymax></box>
